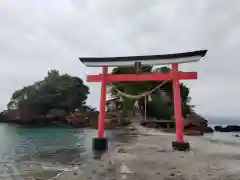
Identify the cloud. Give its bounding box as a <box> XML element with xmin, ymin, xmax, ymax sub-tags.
<box><xmin>0</xmin><ymin>0</ymin><xmax>240</xmax><ymax>117</ymax></box>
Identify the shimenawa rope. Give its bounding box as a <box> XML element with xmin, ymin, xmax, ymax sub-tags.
<box><xmin>111</xmin><ymin>80</ymin><xmax>168</xmax><ymax>100</ymax></box>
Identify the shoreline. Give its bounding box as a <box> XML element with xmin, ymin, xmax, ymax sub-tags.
<box><xmin>60</xmin><ymin>119</ymin><xmax>240</xmax><ymax>180</ymax></box>
<box><xmin>4</xmin><ymin>119</ymin><xmax>240</xmax><ymax>179</ymax></box>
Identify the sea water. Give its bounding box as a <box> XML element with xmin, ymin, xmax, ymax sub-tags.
<box><xmin>0</xmin><ymin>123</ymin><xmax>135</xmax><ymax>179</ymax></box>
<box><xmin>0</xmin><ymin>123</ymin><xmax>97</xmax><ymax>179</ymax></box>
<box><xmin>204</xmin><ymin>116</ymin><xmax>240</xmax><ymax>145</ymax></box>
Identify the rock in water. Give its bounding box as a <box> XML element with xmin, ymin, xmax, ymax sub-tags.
<box><xmin>214</xmin><ymin>126</ymin><xmax>222</xmax><ymax>131</ymax></box>
<box><xmin>226</xmin><ymin>125</ymin><xmax>240</xmax><ymax>132</ymax></box>
<box><xmin>204</xmin><ymin>126</ymin><xmax>214</xmax><ymax>133</ymax></box>
<box><xmin>215</xmin><ymin>125</ymin><xmax>240</xmax><ymax>132</ymax></box>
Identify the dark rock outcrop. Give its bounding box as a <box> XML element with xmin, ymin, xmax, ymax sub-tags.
<box><xmin>214</xmin><ymin>126</ymin><xmax>222</xmax><ymax>131</ymax></box>
<box><xmin>0</xmin><ymin>107</ymin><xmax>126</xmax><ymax>129</ymax></box>
<box><xmin>0</xmin><ymin>108</ymin><xmax>72</xmax><ymax>126</ymax></box>
<box><xmin>46</xmin><ymin>109</ymin><xmax>67</xmax><ymax>122</ymax></box>
<box><xmin>0</xmin><ymin>108</ymin><xmax>99</xmax><ymax>128</ymax></box>
<box><xmin>214</xmin><ymin>125</ymin><xmax>240</xmax><ymax>132</ymax></box>
<box><xmin>183</xmin><ymin>112</ymin><xmax>209</xmax><ymax>135</ymax></box>
<box><xmin>66</xmin><ymin>111</ymin><xmax>87</xmax><ymax>128</ymax></box>
<box><xmin>184</xmin><ymin>112</ymin><xmax>208</xmax><ymax>129</ymax></box>
<box><xmin>0</xmin><ymin>108</ymin><xmax>40</xmax><ymax>124</ymax></box>
<box><xmin>203</xmin><ymin>126</ymin><xmax>214</xmax><ymax>133</ymax></box>
<box><xmin>141</xmin><ymin>112</ymin><xmax>211</xmax><ymax>136</ymax></box>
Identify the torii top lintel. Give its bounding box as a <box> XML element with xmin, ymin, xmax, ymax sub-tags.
<box><xmin>79</xmin><ymin>50</ymin><xmax>207</xmax><ymax>67</ymax></box>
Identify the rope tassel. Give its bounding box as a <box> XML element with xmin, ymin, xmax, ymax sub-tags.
<box><xmin>148</xmin><ymin>95</ymin><xmax>152</xmax><ymax>102</ymax></box>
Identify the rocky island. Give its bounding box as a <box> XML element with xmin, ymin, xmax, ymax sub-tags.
<box><xmin>0</xmin><ymin>67</ymin><xmax>213</xmax><ymax>135</ymax></box>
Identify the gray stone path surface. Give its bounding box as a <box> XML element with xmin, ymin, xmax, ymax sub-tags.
<box><xmin>69</xmin><ymin>121</ymin><xmax>240</xmax><ymax>180</ymax></box>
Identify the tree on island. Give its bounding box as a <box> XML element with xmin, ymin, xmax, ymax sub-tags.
<box><xmin>108</xmin><ymin>66</ymin><xmax>195</xmax><ymax>120</ymax></box>
<box><xmin>7</xmin><ymin>69</ymin><xmax>90</xmax><ymax>116</ymax></box>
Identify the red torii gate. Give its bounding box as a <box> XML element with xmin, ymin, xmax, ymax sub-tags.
<box><xmin>79</xmin><ymin>50</ymin><xmax>207</xmax><ymax>151</ymax></box>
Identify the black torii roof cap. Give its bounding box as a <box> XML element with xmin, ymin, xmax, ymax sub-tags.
<box><xmin>79</xmin><ymin>50</ymin><xmax>207</xmax><ymax>67</ymax></box>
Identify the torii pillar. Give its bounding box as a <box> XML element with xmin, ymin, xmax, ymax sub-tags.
<box><xmin>172</xmin><ymin>63</ymin><xmax>186</xmax><ymax>149</ymax></box>
<box><xmin>92</xmin><ymin>66</ymin><xmax>108</xmax><ymax>151</ymax></box>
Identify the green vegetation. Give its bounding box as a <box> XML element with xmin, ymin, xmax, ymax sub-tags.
<box><xmin>2</xmin><ymin>66</ymin><xmax>195</xmax><ymax>125</ymax></box>
<box><xmin>7</xmin><ymin>69</ymin><xmax>89</xmax><ymax>115</ymax></box>
<box><xmin>108</xmin><ymin>66</ymin><xmax>194</xmax><ymax>120</ymax></box>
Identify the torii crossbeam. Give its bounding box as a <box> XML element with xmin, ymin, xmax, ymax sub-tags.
<box><xmin>79</xmin><ymin>50</ymin><xmax>207</xmax><ymax>151</ymax></box>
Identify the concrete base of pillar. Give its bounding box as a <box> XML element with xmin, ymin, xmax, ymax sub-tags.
<box><xmin>172</xmin><ymin>141</ymin><xmax>190</xmax><ymax>151</ymax></box>
<box><xmin>93</xmin><ymin>138</ymin><xmax>108</xmax><ymax>151</ymax></box>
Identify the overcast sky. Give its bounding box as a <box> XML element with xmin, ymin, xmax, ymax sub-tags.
<box><xmin>0</xmin><ymin>0</ymin><xmax>240</xmax><ymax>117</ymax></box>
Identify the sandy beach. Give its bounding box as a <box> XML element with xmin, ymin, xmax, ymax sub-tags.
<box><xmin>48</xmin><ymin>118</ymin><xmax>240</xmax><ymax>180</ymax></box>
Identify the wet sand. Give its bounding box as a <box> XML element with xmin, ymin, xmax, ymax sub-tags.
<box><xmin>60</xmin><ymin>119</ymin><xmax>240</xmax><ymax>180</ymax></box>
